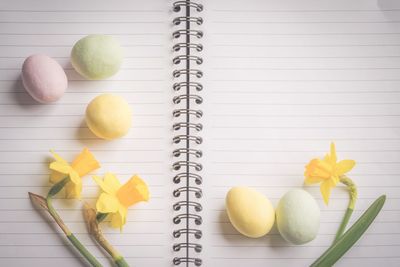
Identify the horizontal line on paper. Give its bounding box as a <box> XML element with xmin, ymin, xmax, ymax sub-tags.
<box><xmin>0</xmin><ymin>208</ymin><xmax>164</xmax><ymax>211</ymax></box>
<box><xmin>0</xmin><ymin>114</ymin><xmax>164</xmax><ymax>117</ymax></box>
<box><xmin>0</xmin><ymin>44</ymin><xmax>163</xmax><ymax>48</ymax></box>
<box><xmin>0</xmin><ymin>33</ymin><xmax>165</xmax><ymax>36</ymax></box>
<box><xmin>0</xmin><ymin>160</ymin><xmax>164</xmax><ymax>164</ymax></box>
<box><xmin>0</xmin><ymin>256</ymin><xmax>165</xmax><ymax>259</ymax></box>
<box><xmin>210</xmin><ymin>79</ymin><xmax>400</xmax><ymax>82</ymax></box>
<box><xmin>210</xmin><ymin>256</ymin><xmax>400</xmax><ymax>260</ymax></box>
<box><xmin>210</xmin><ymin>91</ymin><xmax>400</xmax><ymax>94</ymax></box>
<box><xmin>213</xmin><ymin>55</ymin><xmax>400</xmax><ymax>59</ymax></box>
<box><xmin>210</xmin><ymin>197</ymin><xmax>398</xmax><ymax>203</ymax></box>
<box><xmin>211</xmin><ymin>244</ymin><xmax>400</xmax><ymax>248</ymax></box>
<box><xmin>0</xmin><ymin>244</ymin><xmax>166</xmax><ymax>247</ymax></box>
<box><xmin>0</xmin><ymin>21</ymin><xmax>165</xmax><ymax>24</ymax></box>
<box><xmin>211</xmin><ymin>32</ymin><xmax>400</xmax><ymax>36</ymax></box>
<box><xmin>0</xmin><ymin>172</ymin><xmax>165</xmax><ymax>176</ymax></box>
<box><xmin>0</xmin><ymin>220</ymin><xmax>166</xmax><ymax>223</ymax></box>
<box><xmin>0</xmin><ymin>185</ymin><xmax>166</xmax><ymax>188</ymax></box>
<box><xmin>211</xmin><ymin>137</ymin><xmax>400</xmax><ymax>141</ymax></box>
<box><xmin>0</xmin><ymin>137</ymin><xmax>164</xmax><ymax>140</ymax></box>
<box><xmin>0</xmin><ymin>102</ymin><xmax>165</xmax><ymax>106</ymax></box>
<box><xmin>0</xmin><ymin>125</ymin><xmax>165</xmax><ymax>129</ymax></box>
<box><xmin>211</xmin><ymin>161</ymin><xmax>400</xmax><ymax>164</ymax></box>
<box><xmin>0</xmin><ymin>149</ymin><xmax>164</xmax><ymax>152</ymax></box>
<box><xmin>0</xmin><ymin>67</ymin><xmax>164</xmax><ymax>71</ymax></box>
<box><xmin>0</xmin><ymin>10</ymin><xmax>164</xmax><ymax>13</ymax></box>
<box><xmin>213</xmin><ymin>221</ymin><xmax>400</xmax><ymax>224</ymax></box>
<box><xmin>0</xmin><ymin>56</ymin><xmax>164</xmax><ymax>59</ymax></box>
<box><xmin>1</xmin><ymin>79</ymin><xmax>165</xmax><ymax>82</ymax></box>
<box><xmin>0</xmin><ymin>196</ymin><xmax>165</xmax><ymax>200</ymax></box>
<box><xmin>209</xmin><ymin>184</ymin><xmax>400</xmax><ymax>188</ymax></box>
<box><xmin>1</xmin><ymin>232</ymin><xmax>166</xmax><ymax>235</ymax></box>
<box><xmin>212</xmin><ymin>9</ymin><xmax>400</xmax><ymax>13</ymax></box>
<box><xmin>212</xmin><ymin>21</ymin><xmax>400</xmax><ymax>24</ymax></box>
<box><xmin>210</xmin><ymin>114</ymin><xmax>400</xmax><ymax>118</ymax></box>
<box><xmin>211</xmin><ymin>126</ymin><xmax>400</xmax><ymax>129</ymax></box>
<box><xmin>208</xmin><ymin>173</ymin><xmax>400</xmax><ymax>177</ymax></box>
<box><xmin>210</xmin><ymin>67</ymin><xmax>400</xmax><ymax>70</ymax></box>
<box><xmin>210</xmin><ymin>103</ymin><xmax>400</xmax><ymax>106</ymax></box>
<box><xmin>210</xmin><ymin>208</ymin><xmax>400</xmax><ymax>212</ymax></box>
<box><xmin>0</xmin><ymin>173</ymin><xmax>164</xmax><ymax>176</ymax></box>
<box><xmin>210</xmin><ymin>149</ymin><xmax>400</xmax><ymax>152</ymax></box>
<box><xmin>1</xmin><ymin>90</ymin><xmax>165</xmax><ymax>94</ymax></box>
<box><xmin>210</xmin><ymin>233</ymin><xmax>400</xmax><ymax>236</ymax></box>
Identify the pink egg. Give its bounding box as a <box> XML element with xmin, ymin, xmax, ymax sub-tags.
<box><xmin>21</xmin><ymin>54</ymin><xmax>68</xmax><ymax>103</ymax></box>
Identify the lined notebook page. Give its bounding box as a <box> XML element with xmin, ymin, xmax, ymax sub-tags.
<box><xmin>202</xmin><ymin>0</ymin><xmax>400</xmax><ymax>266</ymax></box>
<box><xmin>0</xmin><ymin>0</ymin><xmax>173</xmax><ymax>266</ymax></box>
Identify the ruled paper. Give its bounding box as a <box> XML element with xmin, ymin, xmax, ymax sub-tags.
<box><xmin>201</xmin><ymin>0</ymin><xmax>400</xmax><ymax>266</ymax></box>
<box><xmin>0</xmin><ymin>0</ymin><xmax>173</xmax><ymax>266</ymax></box>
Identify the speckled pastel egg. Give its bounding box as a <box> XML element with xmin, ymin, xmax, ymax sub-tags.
<box><xmin>71</xmin><ymin>35</ymin><xmax>123</xmax><ymax>80</ymax></box>
<box><xmin>21</xmin><ymin>54</ymin><xmax>67</xmax><ymax>103</ymax></box>
<box><xmin>226</xmin><ymin>187</ymin><xmax>275</xmax><ymax>238</ymax></box>
<box><xmin>276</xmin><ymin>189</ymin><xmax>320</xmax><ymax>245</ymax></box>
<box><xmin>85</xmin><ymin>94</ymin><xmax>132</xmax><ymax>140</ymax></box>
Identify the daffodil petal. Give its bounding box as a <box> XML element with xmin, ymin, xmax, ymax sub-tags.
<box><xmin>104</xmin><ymin>173</ymin><xmax>122</xmax><ymax>194</ymax></box>
<box><xmin>49</xmin><ymin>162</ymin><xmax>73</xmax><ymax>174</ymax></box>
<box><xmin>69</xmin><ymin>170</ymin><xmax>81</xmax><ymax>185</ymax></box>
<box><xmin>336</xmin><ymin>160</ymin><xmax>356</xmax><ymax>175</ymax></box>
<box><xmin>110</xmin><ymin>206</ymin><xmax>127</xmax><ymax>230</ymax></box>
<box><xmin>93</xmin><ymin>173</ymin><xmax>120</xmax><ymax>195</ymax></box>
<box><xmin>50</xmin><ymin>150</ymin><xmax>69</xmax><ymax>165</ymax></box>
<box><xmin>320</xmin><ymin>180</ymin><xmax>333</xmax><ymax>205</ymax></box>
<box><xmin>330</xmin><ymin>142</ymin><xmax>337</xmax><ymax>164</ymax></box>
<box><xmin>65</xmin><ymin>179</ymin><xmax>82</xmax><ymax>199</ymax></box>
<box><xmin>96</xmin><ymin>193</ymin><xmax>120</xmax><ymax>214</ymax></box>
<box><xmin>50</xmin><ymin>170</ymin><xmax>66</xmax><ymax>184</ymax></box>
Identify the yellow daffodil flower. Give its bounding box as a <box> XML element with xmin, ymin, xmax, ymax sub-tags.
<box><xmin>93</xmin><ymin>173</ymin><xmax>150</xmax><ymax>229</ymax></box>
<box><xmin>304</xmin><ymin>142</ymin><xmax>356</xmax><ymax>205</ymax></box>
<box><xmin>49</xmin><ymin>148</ymin><xmax>100</xmax><ymax>199</ymax></box>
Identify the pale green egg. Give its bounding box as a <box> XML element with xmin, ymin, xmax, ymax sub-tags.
<box><xmin>276</xmin><ymin>189</ymin><xmax>320</xmax><ymax>245</ymax></box>
<box><xmin>226</xmin><ymin>187</ymin><xmax>275</xmax><ymax>238</ymax></box>
<box><xmin>71</xmin><ymin>34</ymin><xmax>123</xmax><ymax>80</ymax></box>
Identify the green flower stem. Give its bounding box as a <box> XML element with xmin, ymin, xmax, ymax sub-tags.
<box><xmin>115</xmin><ymin>257</ymin><xmax>130</xmax><ymax>267</ymax></box>
<box><xmin>83</xmin><ymin>204</ymin><xmax>130</xmax><ymax>267</ymax></box>
<box><xmin>97</xmin><ymin>236</ymin><xmax>129</xmax><ymax>267</ymax></box>
<box><xmin>334</xmin><ymin>176</ymin><xmax>358</xmax><ymax>242</ymax></box>
<box><xmin>311</xmin><ymin>195</ymin><xmax>386</xmax><ymax>267</ymax></box>
<box><xmin>40</xmin><ymin>177</ymin><xmax>103</xmax><ymax>267</ymax></box>
<box><xmin>334</xmin><ymin>208</ymin><xmax>353</xmax><ymax>243</ymax></box>
<box><xmin>67</xmin><ymin>234</ymin><xmax>103</xmax><ymax>267</ymax></box>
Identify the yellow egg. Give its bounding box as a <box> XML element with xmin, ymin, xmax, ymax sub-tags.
<box><xmin>85</xmin><ymin>94</ymin><xmax>132</xmax><ymax>140</ymax></box>
<box><xmin>225</xmin><ymin>187</ymin><xmax>275</xmax><ymax>238</ymax></box>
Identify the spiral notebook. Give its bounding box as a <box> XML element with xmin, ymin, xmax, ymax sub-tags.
<box><xmin>1</xmin><ymin>0</ymin><xmax>400</xmax><ymax>266</ymax></box>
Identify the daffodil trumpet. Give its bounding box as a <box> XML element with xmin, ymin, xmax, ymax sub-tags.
<box><xmin>84</xmin><ymin>173</ymin><xmax>149</xmax><ymax>267</ymax></box>
<box><xmin>304</xmin><ymin>142</ymin><xmax>358</xmax><ymax>243</ymax></box>
<box><xmin>30</xmin><ymin>148</ymin><xmax>102</xmax><ymax>267</ymax></box>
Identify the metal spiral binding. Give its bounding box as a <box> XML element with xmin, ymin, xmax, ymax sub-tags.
<box><xmin>172</xmin><ymin>1</ymin><xmax>203</xmax><ymax>266</ymax></box>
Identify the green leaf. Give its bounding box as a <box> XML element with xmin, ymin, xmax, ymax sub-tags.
<box><xmin>310</xmin><ymin>195</ymin><xmax>386</xmax><ymax>267</ymax></box>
